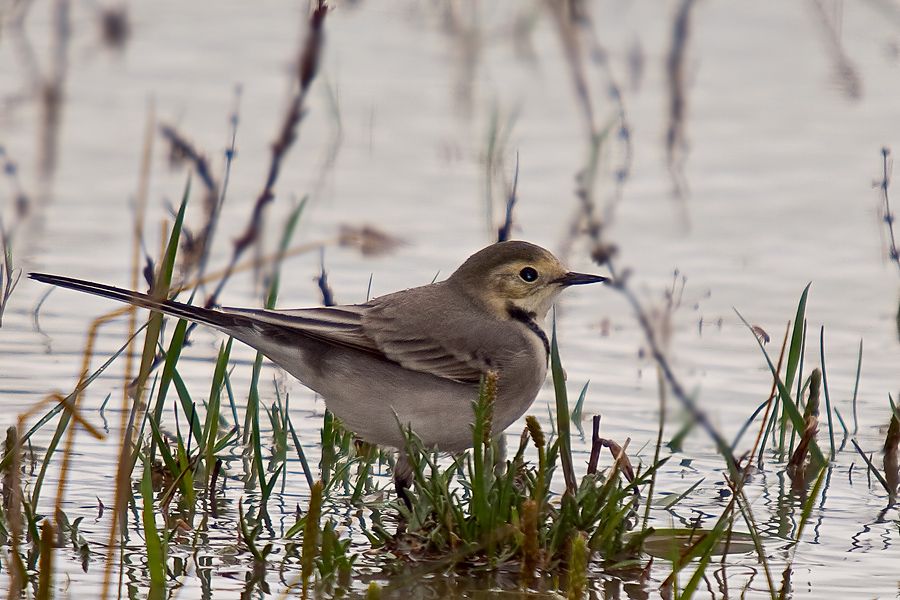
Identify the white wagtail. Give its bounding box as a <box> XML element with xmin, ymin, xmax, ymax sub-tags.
<box><xmin>30</xmin><ymin>240</ymin><xmax>607</xmax><ymax>500</ymax></box>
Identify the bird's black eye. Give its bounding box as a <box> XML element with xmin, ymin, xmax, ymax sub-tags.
<box><xmin>519</xmin><ymin>267</ymin><xmax>539</xmax><ymax>282</ymax></box>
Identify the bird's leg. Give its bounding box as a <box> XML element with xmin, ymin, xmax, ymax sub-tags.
<box><xmin>393</xmin><ymin>450</ymin><xmax>413</xmax><ymax>510</ymax></box>
<box><xmin>493</xmin><ymin>434</ymin><xmax>508</xmax><ymax>476</ymax></box>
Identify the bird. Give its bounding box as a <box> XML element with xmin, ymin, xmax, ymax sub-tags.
<box><xmin>30</xmin><ymin>240</ymin><xmax>606</xmax><ymax>500</ymax></box>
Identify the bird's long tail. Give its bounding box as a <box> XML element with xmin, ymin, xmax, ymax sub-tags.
<box><xmin>29</xmin><ymin>273</ymin><xmax>245</xmax><ymax>331</ymax></box>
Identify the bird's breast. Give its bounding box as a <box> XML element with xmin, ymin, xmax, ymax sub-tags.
<box><xmin>490</xmin><ymin>319</ymin><xmax>550</xmax><ymax>433</ymax></box>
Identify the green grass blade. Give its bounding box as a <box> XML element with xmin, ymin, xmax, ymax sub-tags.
<box><xmin>158</xmin><ymin>178</ymin><xmax>190</xmax><ymax>291</ymax></box>
<box><xmin>795</xmin><ymin>464</ymin><xmax>828</xmax><ymax>542</ymax></box>
<box><xmin>171</xmin><ymin>369</ymin><xmax>202</xmax><ymax>449</ymax></box>
<box><xmin>263</xmin><ymin>464</ymin><xmax>286</xmax><ymax>499</ymax></box>
<box><xmin>571</xmin><ymin>380</ymin><xmax>589</xmax><ymax>438</ymax></box>
<box><xmin>149</xmin><ymin>317</ymin><xmax>189</xmax><ymax>463</ymax></box>
<box><xmin>144</xmin><ymin>409</ymin><xmax>193</xmax><ymax>503</ymax></box>
<box><xmin>265</xmin><ymin>197</ymin><xmax>307</xmax><ymax>310</ymax></box>
<box><xmin>242</xmin><ymin>198</ymin><xmax>306</xmax><ymax>496</ymax></box>
<box><xmin>287</xmin><ymin>418</ymin><xmax>314</xmax><ymax>489</ymax></box>
<box><xmin>25</xmin><ymin>325</ymin><xmax>148</xmax><ymax>505</ymax></box>
<box><xmin>203</xmin><ymin>338</ymin><xmax>232</xmax><ymax>487</ymax></box>
<box><xmin>550</xmin><ymin>316</ymin><xmax>577</xmax><ymax>495</ymax></box>
<box><xmin>851</xmin><ymin>339</ymin><xmax>863</xmax><ymax>434</ymax></box>
<box><xmin>676</xmin><ymin>516</ymin><xmax>732</xmax><ymax>596</ymax></box>
<box><xmin>21</xmin><ymin>326</ymin><xmax>147</xmax><ymax>446</ymax></box>
<box><xmin>133</xmin><ymin>178</ymin><xmax>190</xmax><ymax>433</ymax></box>
<box><xmin>819</xmin><ymin>327</ymin><xmax>836</xmax><ymax>459</ymax></box>
<box><xmin>783</xmin><ymin>284</ymin><xmax>810</xmax><ymax>393</ymax></box>
<box><xmin>247</xmin><ymin>353</ymin><xmax>266</xmax><ymax>491</ymax></box>
<box><xmin>237</xmin><ymin>501</ymin><xmax>262</xmax><ymax>561</ymax></box>
<box><xmin>850</xmin><ymin>439</ymin><xmax>893</xmax><ymax>494</ymax></box>
<box><xmin>224</xmin><ymin>369</ymin><xmax>240</xmax><ymax>435</ymax></box>
<box><xmin>658</xmin><ymin>478</ymin><xmax>705</xmax><ymax>510</ymax></box>
<box><xmin>833</xmin><ymin>407</ymin><xmax>850</xmax><ymax>444</ymax></box>
<box><xmin>733</xmin><ymin>491</ymin><xmax>777</xmax><ymax>598</ymax></box>
<box><xmin>140</xmin><ymin>455</ymin><xmax>166</xmax><ymax>594</ymax></box>
<box><xmin>735</xmin><ymin>307</ymin><xmax>825</xmax><ymax>466</ymax></box>
<box><xmin>788</xmin><ymin>320</ymin><xmax>808</xmax><ymax>457</ymax></box>
<box><xmin>779</xmin><ymin>285</ymin><xmax>810</xmax><ymax>452</ymax></box>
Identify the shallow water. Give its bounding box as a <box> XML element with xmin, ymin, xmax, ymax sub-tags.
<box><xmin>1</xmin><ymin>0</ymin><xmax>899</xmax><ymax>598</ymax></box>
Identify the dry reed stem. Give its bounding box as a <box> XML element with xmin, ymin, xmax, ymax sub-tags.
<box><xmin>788</xmin><ymin>416</ymin><xmax>819</xmax><ymax>488</ymax></box>
<box><xmin>3</xmin><ymin>393</ymin><xmax>103</xmax><ymax>599</ymax></box>
<box><xmin>602</xmin><ymin>437</ymin><xmax>634</xmax><ymax>483</ymax></box>
<box><xmin>218</xmin><ymin>0</ymin><xmax>328</xmax><ymax>306</ymax></box>
<box><xmin>99</xmin><ymin>226</ymin><xmax>169</xmax><ymax>600</ymax></box>
<box><xmin>808</xmin><ymin>0</ymin><xmax>862</xmax><ymax>101</ymax></box>
<box><xmin>562</xmin><ymin>0</ymin><xmax>633</xmax><ymax>224</ymax></box>
<box><xmin>545</xmin><ymin>0</ymin><xmax>596</xmax><ymax>137</ymax></box>
<box><xmin>17</xmin><ymin>393</ymin><xmax>104</xmax><ymax>442</ymax></box>
<box><xmin>545</xmin><ymin>0</ymin><xmax>615</xmax><ymax>266</ymax></box>
<box><xmin>51</xmin><ymin>307</ymin><xmax>126</xmax><ymax>532</ymax></box>
<box><xmin>3</xmin><ymin>426</ymin><xmax>24</xmax><ymax>599</ymax></box>
<box><xmin>34</xmin><ymin>7</ymin><xmax>330</xmax><ymax>596</ymax></box>
<box><xmin>670</xmin><ymin>324</ymin><xmax>792</xmax><ymax>593</ymax></box>
<box><xmin>586</xmin><ymin>414</ymin><xmax>602</xmax><ymax>475</ymax></box>
<box><xmin>884</xmin><ymin>408</ymin><xmax>899</xmax><ymax>500</ymax></box>
<box><xmin>35</xmin><ymin>235</ymin><xmax>342</xmax><ymax>472</ymax></box>
<box><xmin>665</xmin><ymin>0</ymin><xmax>696</xmax><ymax>200</ymax></box>
<box><xmin>610</xmin><ymin>276</ymin><xmax>736</xmax><ymax>470</ymax></box>
<box><xmin>159</xmin><ymin>123</ymin><xmax>221</xmax><ymax>274</ymax></box>
<box><xmin>788</xmin><ymin>369</ymin><xmax>821</xmax><ymax>486</ymax></box>
<box><xmin>751</xmin><ymin>322</ymin><xmax>791</xmax><ymax>471</ymax></box>
<box><xmin>102</xmin><ymin>102</ymin><xmax>155</xmax><ymax>596</ymax></box>
<box><xmin>35</xmin><ymin>0</ymin><xmax>71</xmax><ymax>204</ymax></box>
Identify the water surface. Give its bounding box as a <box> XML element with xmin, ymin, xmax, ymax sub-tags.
<box><xmin>1</xmin><ymin>1</ymin><xmax>899</xmax><ymax>597</ymax></box>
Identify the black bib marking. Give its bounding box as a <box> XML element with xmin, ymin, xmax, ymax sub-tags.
<box><xmin>506</xmin><ymin>305</ymin><xmax>550</xmax><ymax>358</ymax></box>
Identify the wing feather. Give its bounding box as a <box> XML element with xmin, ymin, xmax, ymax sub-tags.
<box><xmin>220</xmin><ymin>304</ymin><xmax>383</xmax><ymax>355</ymax></box>
<box><xmin>360</xmin><ymin>290</ymin><xmax>487</xmax><ymax>383</ymax></box>
<box><xmin>222</xmin><ymin>287</ymin><xmax>488</xmax><ymax>384</ymax></box>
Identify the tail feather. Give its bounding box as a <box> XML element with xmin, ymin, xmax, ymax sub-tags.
<box><xmin>29</xmin><ymin>273</ymin><xmax>243</xmax><ymax>332</ymax></box>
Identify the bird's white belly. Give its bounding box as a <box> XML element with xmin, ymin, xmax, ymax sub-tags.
<box><xmin>492</xmin><ymin>330</ymin><xmax>548</xmax><ymax>438</ymax></box>
<box><xmin>252</xmin><ymin>319</ymin><xmax>549</xmax><ymax>452</ymax></box>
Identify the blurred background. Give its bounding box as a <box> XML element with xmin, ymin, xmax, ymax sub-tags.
<box><xmin>0</xmin><ymin>0</ymin><xmax>899</xmax><ymax>597</ymax></box>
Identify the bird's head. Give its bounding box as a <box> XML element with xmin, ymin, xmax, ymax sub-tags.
<box><xmin>449</xmin><ymin>240</ymin><xmax>607</xmax><ymax>321</ymax></box>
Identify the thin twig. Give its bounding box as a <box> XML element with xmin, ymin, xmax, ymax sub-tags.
<box><xmin>878</xmin><ymin>148</ymin><xmax>900</xmax><ymax>274</ymax></box>
<box><xmin>809</xmin><ymin>0</ymin><xmax>862</xmax><ymax>101</ymax></box>
<box><xmin>586</xmin><ymin>414</ymin><xmax>602</xmax><ymax>474</ymax></box>
<box><xmin>317</xmin><ymin>249</ymin><xmax>335</xmax><ymax>307</ymax></box>
<box><xmin>204</xmin><ymin>0</ymin><xmax>328</xmax><ymax>313</ymax></box>
<box><xmin>609</xmin><ymin>274</ymin><xmax>737</xmax><ymax>472</ymax></box>
<box><xmin>496</xmin><ymin>152</ymin><xmax>519</xmax><ymax>243</ymax></box>
<box><xmin>665</xmin><ymin>0</ymin><xmax>697</xmax><ymax>201</ymax></box>
<box><xmin>37</xmin><ymin>0</ymin><xmax>71</xmax><ymax>201</ymax></box>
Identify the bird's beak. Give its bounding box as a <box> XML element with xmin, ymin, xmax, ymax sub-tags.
<box><xmin>553</xmin><ymin>272</ymin><xmax>608</xmax><ymax>286</ymax></box>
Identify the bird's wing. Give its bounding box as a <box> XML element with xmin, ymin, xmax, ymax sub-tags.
<box><xmin>220</xmin><ymin>304</ymin><xmax>382</xmax><ymax>354</ymax></box>
<box><xmin>227</xmin><ymin>299</ymin><xmax>486</xmax><ymax>384</ymax></box>
<box><xmin>357</xmin><ymin>288</ymin><xmax>488</xmax><ymax>384</ymax></box>
<box><xmin>28</xmin><ymin>272</ymin><xmax>487</xmax><ymax>384</ymax></box>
